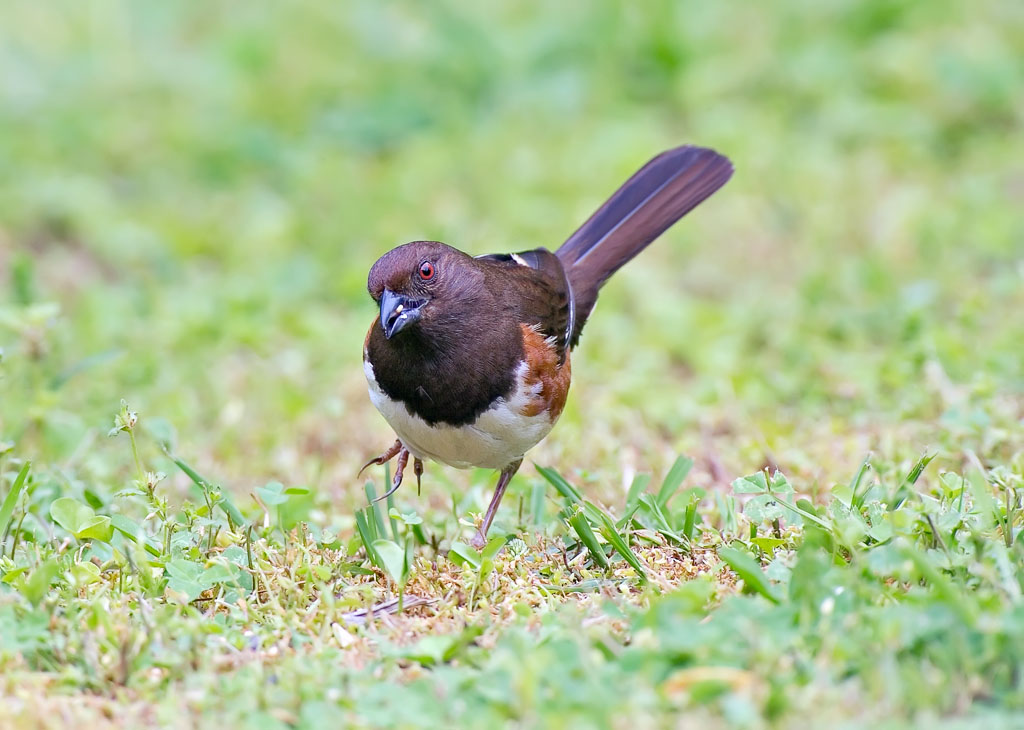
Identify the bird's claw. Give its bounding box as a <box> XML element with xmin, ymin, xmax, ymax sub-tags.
<box><xmin>361</xmin><ymin>440</ymin><xmax>422</xmax><ymax>503</ymax></box>
<box><xmin>358</xmin><ymin>439</ymin><xmax>403</xmax><ymax>478</ymax></box>
<box><xmin>373</xmin><ymin>447</ymin><xmax>409</xmax><ymax>502</ymax></box>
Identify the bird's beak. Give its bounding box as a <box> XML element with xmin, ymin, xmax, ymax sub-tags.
<box><xmin>380</xmin><ymin>289</ymin><xmax>424</xmax><ymax>339</ymax></box>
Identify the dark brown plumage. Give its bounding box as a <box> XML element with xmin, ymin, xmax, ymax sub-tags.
<box><xmin>557</xmin><ymin>145</ymin><xmax>734</xmax><ymax>345</ymax></box>
<box><xmin>362</xmin><ymin>145</ymin><xmax>733</xmax><ymax>546</ymax></box>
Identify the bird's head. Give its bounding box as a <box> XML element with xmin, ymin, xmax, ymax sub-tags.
<box><xmin>367</xmin><ymin>241</ymin><xmax>481</xmax><ymax>340</ymax></box>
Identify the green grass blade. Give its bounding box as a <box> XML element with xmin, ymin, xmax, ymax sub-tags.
<box><xmin>889</xmin><ymin>451</ymin><xmax>938</xmax><ymax>510</ymax></box>
<box><xmin>0</xmin><ymin>461</ymin><xmax>30</xmax><ymax>535</ymax></box>
<box><xmin>567</xmin><ymin>510</ymin><xmax>609</xmax><ymax>568</ymax></box>
<box><xmin>355</xmin><ymin>508</ymin><xmax>382</xmax><ymax>568</ymax></box>
<box><xmin>585</xmin><ymin>502</ymin><xmax>646</xmax><ymax>579</ymax></box>
<box><xmin>904</xmin><ymin>451</ymin><xmax>936</xmax><ymax>486</ymax></box>
<box><xmin>656</xmin><ymin>455</ymin><xmax>693</xmax><ymax>508</ymax></box>
<box><xmin>718</xmin><ymin>546</ymin><xmax>781</xmax><ymax>603</ymax></box>
<box><xmin>636</xmin><ymin>494</ymin><xmax>687</xmax><ymax>545</ymax></box>
<box><xmin>218</xmin><ymin>494</ymin><xmax>246</xmax><ymax>529</ymax></box>
<box><xmin>387</xmin><ymin>491</ymin><xmax>400</xmax><ymax>543</ymax></box>
<box><xmin>529</xmin><ymin>482</ymin><xmax>546</xmax><ymax>526</ymax></box>
<box><xmin>169</xmin><ymin>454</ymin><xmax>245</xmax><ymax>527</ymax></box>
<box><xmin>169</xmin><ymin>453</ymin><xmax>207</xmax><ymax>488</ymax></box>
<box><xmin>848</xmin><ymin>453</ymin><xmax>873</xmax><ymax>508</ymax></box>
<box><xmin>536</xmin><ymin>464</ymin><xmax>582</xmax><ymax>504</ymax></box>
<box><xmin>364</xmin><ymin>482</ymin><xmax>388</xmax><ymax>537</ymax></box>
<box><xmin>615</xmin><ymin>501</ymin><xmax>642</xmax><ymax>531</ymax></box>
<box><xmin>625</xmin><ymin>473</ymin><xmax>651</xmax><ymax>510</ymax></box>
<box><xmin>682</xmin><ymin>500</ymin><xmax>698</xmax><ymax>540</ymax></box>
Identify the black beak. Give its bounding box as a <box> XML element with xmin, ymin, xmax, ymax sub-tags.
<box><xmin>379</xmin><ymin>289</ymin><xmax>424</xmax><ymax>339</ymax></box>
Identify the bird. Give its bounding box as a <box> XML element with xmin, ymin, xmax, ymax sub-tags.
<box><xmin>361</xmin><ymin>145</ymin><xmax>733</xmax><ymax>548</ymax></box>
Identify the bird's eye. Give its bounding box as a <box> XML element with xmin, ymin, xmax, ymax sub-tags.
<box><xmin>418</xmin><ymin>261</ymin><xmax>435</xmax><ymax>281</ymax></box>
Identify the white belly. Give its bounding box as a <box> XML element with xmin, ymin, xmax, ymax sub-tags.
<box><xmin>364</xmin><ymin>359</ymin><xmax>555</xmax><ymax>470</ymax></box>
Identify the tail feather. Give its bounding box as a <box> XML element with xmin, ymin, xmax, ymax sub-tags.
<box><xmin>556</xmin><ymin>145</ymin><xmax>733</xmax><ymax>346</ymax></box>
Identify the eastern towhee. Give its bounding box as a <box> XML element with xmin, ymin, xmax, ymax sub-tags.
<box><xmin>361</xmin><ymin>145</ymin><xmax>733</xmax><ymax>547</ymax></box>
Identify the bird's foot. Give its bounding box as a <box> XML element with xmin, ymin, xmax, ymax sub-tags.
<box><xmin>374</xmin><ymin>448</ymin><xmax>409</xmax><ymax>502</ymax></box>
<box><xmin>360</xmin><ymin>439</ymin><xmax>415</xmax><ymax>502</ymax></box>
<box><xmin>469</xmin><ymin>530</ymin><xmax>488</xmax><ymax>551</ymax></box>
<box><xmin>358</xmin><ymin>439</ymin><xmax>403</xmax><ymax>477</ymax></box>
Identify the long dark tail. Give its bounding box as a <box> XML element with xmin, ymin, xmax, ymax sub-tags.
<box><xmin>556</xmin><ymin>145</ymin><xmax>733</xmax><ymax>346</ymax></box>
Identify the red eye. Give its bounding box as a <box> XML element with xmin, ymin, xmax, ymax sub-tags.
<box><xmin>419</xmin><ymin>262</ymin><xmax>435</xmax><ymax>280</ymax></box>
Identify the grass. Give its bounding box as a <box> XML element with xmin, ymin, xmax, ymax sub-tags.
<box><xmin>1</xmin><ymin>0</ymin><xmax>1023</xmax><ymax>727</ymax></box>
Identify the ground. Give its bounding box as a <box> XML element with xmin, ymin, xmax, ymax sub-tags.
<box><xmin>1</xmin><ymin>1</ymin><xmax>1023</xmax><ymax>728</ymax></box>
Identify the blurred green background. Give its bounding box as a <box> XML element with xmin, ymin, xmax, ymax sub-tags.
<box><xmin>1</xmin><ymin>0</ymin><xmax>1021</xmax><ymax>508</ymax></box>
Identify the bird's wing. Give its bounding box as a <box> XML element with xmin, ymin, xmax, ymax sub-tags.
<box><xmin>476</xmin><ymin>248</ymin><xmax>574</xmax><ymax>361</ymax></box>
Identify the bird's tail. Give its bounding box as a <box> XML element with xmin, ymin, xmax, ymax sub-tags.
<box><xmin>555</xmin><ymin>145</ymin><xmax>733</xmax><ymax>346</ymax></box>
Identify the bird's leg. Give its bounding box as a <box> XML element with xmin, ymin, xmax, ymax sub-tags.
<box><xmin>358</xmin><ymin>439</ymin><xmax>403</xmax><ymax>478</ymax></box>
<box><xmin>414</xmin><ymin>458</ymin><xmax>423</xmax><ymax>496</ymax></box>
<box><xmin>373</xmin><ymin>447</ymin><xmax>409</xmax><ymax>502</ymax></box>
<box><xmin>471</xmin><ymin>458</ymin><xmax>523</xmax><ymax>549</ymax></box>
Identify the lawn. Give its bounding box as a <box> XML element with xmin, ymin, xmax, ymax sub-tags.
<box><xmin>1</xmin><ymin>1</ymin><xmax>1022</xmax><ymax>728</ymax></box>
